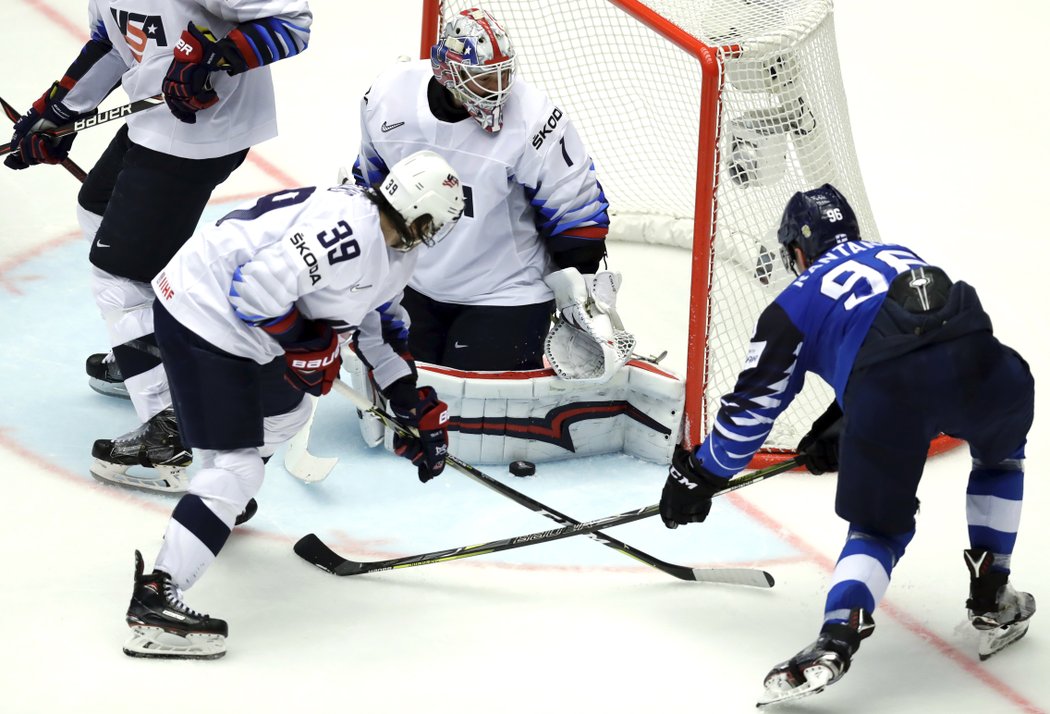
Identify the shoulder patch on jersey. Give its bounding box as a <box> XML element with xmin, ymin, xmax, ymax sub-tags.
<box><xmin>744</xmin><ymin>340</ymin><xmax>766</xmax><ymax>370</ymax></box>
<box><xmin>531</xmin><ymin>106</ymin><xmax>564</xmax><ymax>150</ymax></box>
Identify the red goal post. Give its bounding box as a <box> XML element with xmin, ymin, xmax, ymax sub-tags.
<box><xmin>420</xmin><ymin>0</ymin><xmax>961</xmax><ymax>465</ymax></box>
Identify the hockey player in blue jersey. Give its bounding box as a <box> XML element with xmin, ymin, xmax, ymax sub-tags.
<box><xmin>658</xmin><ymin>184</ymin><xmax>1035</xmax><ymax>706</ymax></box>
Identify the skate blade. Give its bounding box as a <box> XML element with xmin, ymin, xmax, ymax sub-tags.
<box><xmin>88</xmin><ymin>377</ymin><xmax>130</xmax><ymax>399</ymax></box>
<box><xmin>124</xmin><ymin>626</ymin><xmax>225</xmax><ymax>659</ymax></box>
<box><xmin>978</xmin><ymin>621</ymin><xmax>1030</xmax><ymax>660</ymax></box>
<box><xmin>90</xmin><ymin>460</ymin><xmax>190</xmax><ymax>493</ymax></box>
<box><xmin>757</xmin><ymin>666</ymin><xmax>833</xmax><ymax>708</ymax></box>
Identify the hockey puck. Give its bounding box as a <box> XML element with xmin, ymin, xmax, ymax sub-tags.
<box><xmin>509</xmin><ymin>460</ymin><xmax>536</xmax><ymax>477</ymax></box>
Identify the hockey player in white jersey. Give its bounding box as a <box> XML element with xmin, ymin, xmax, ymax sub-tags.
<box><xmin>123</xmin><ymin>150</ymin><xmax>464</xmax><ymax>659</ymax></box>
<box><xmin>353</xmin><ymin>7</ymin><xmax>622</xmax><ymax>376</ymax></box>
<box><xmin>4</xmin><ymin>0</ymin><xmax>312</xmax><ymax>494</ymax></box>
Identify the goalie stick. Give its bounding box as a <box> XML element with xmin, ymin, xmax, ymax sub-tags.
<box><xmin>0</xmin><ymin>94</ymin><xmax>87</xmax><ymax>182</ymax></box>
<box><xmin>0</xmin><ymin>94</ymin><xmax>164</xmax><ymax>157</ymax></box>
<box><xmin>295</xmin><ymin>453</ymin><xmax>798</xmax><ymax>578</ymax></box>
<box><xmin>331</xmin><ymin>378</ymin><xmax>776</xmax><ymax>584</ymax></box>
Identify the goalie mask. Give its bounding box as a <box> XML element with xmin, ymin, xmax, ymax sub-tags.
<box><xmin>776</xmin><ymin>183</ymin><xmax>861</xmax><ymax>273</ymax></box>
<box><xmin>431</xmin><ymin>8</ymin><xmax>516</xmax><ymax>133</ymax></box>
<box><xmin>380</xmin><ymin>150</ymin><xmax>465</xmax><ymax>252</ymax></box>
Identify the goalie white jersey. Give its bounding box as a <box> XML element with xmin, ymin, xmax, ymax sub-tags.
<box><xmin>61</xmin><ymin>0</ymin><xmax>312</xmax><ymax>159</ymax></box>
<box><xmin>153</xmin><ymin>185</ymin><xmax>416</xmax><ymax>382</ymax></box>
<box><xmin>354</xmin><ymin>60</ymin><xmax>609</xmax><ymax>306</ymax></box>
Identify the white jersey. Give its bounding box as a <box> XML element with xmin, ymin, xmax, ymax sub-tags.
<box><xmin>356</xmin><ymin>60</ymin><xmax>609</xmax><ymax>306</ymax></box>
<box><xmin>60</xmin><ymin>0</ymin><xmax>311</xmax><ymax>159</ymax></box>
<box><xmin>153</xmin><ymin>185</ymin><xmax>416</xmax><ymax>388</ymax></box>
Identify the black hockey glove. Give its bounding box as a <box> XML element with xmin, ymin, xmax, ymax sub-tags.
<box><xmin>386</xmin><ymin>380</ymin><xmax>449</xmax><ymax>483</ymax></box>
<box><xmin>4</xmin><ymin>83</ymin><xmax>88</xmax><ymax>170</ymax></box>
<box><xmin>660</xmin><ymin>445</ymin><xmax>728</xmax><ymax>528</ymax></box>
<box><xmin>796</xmin><ymin>400</ymin><xmax>843</xmax><ymax>475</ymax></box>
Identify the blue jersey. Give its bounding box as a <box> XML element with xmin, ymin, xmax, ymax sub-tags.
<box><xmin>696</xmin><ymin>241</ymin><xmax>930</xmax><ymax>478</ymax></box>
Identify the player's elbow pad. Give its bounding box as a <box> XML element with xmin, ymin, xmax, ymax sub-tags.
<box><xmin>222</xmin><ymin>18</ymin><xmax>310</xmax><ymax>74</ymax></box>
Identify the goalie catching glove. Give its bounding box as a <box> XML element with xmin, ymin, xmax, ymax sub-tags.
<box><xmin>544</xmin><ymin>268</ymin><xmax>636</xmax><ymax>383</ymax></box>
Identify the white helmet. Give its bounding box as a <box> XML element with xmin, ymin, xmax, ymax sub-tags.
<box><xmin>379</xmin><ymin>150</ymin><xmax>465</xmax><ymax>251</ymax></box>
<box><xmin>431</xmin><ymin>8</ymin><xmax>516</xmax><ymax>133</ymax></box>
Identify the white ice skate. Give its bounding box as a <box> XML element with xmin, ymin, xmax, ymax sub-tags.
<box><xmin>964</xmin><ymin>549</ymin><xmax>1036</xmax><ymax>660</ymax></box>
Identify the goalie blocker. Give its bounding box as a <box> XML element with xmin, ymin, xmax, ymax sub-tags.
<box><xmin>345</xmin><ymin>346</ymin><xmax>684</xmax><ymax>465</ymax></box>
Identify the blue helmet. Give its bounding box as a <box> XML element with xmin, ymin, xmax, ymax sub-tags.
<box><xmin>776</xmin><ymin>183</ymin><xmax>861</xmax><ymax>272</ymax></box>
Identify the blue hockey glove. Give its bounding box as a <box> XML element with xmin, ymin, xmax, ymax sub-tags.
<box><xmin>387</xmin><ymin>381</ymin><xmax>449</xmax><ymax>483</ymax></box>
<box><xmin>4</xmin><ymin>84</ymin><xmax>85</xmax><ymax>170</ymax></box>
<box><xmin>660</xmin><ymin>446</ymin><xmax>728</xmax><ymax>528</ymax></box>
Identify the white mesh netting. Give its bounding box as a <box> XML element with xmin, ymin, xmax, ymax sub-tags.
<box><xmin>430</xmin><ymin>0</ymin><xmax>877</xmax><ymax>453</ymax></box>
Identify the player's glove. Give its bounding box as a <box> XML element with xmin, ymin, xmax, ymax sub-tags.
<box><xmin>4</xmin><ymin>83</ymin><xmax>87</xmax><ymax>170</ymax></box>
<box><xmin>163</xmin><ymin>23</ymin><xmax>223</xmax><ymax>123</ymax></box>
<box><xmin>796</xmin><ymin>400</ymin><xmax>843</xmax><ymax>474</ymax></box>
<box><xmin>660</xmin><ymin>445</ymin><xmax>728</xmax><ymax>528</ymax></box>
<box><xmin>386</xmin><ymin>381</ymin><xmax>449</xmax><ymax>483</ymax></box>
<box><xmin>260</xmin><ymin>308</ymin><xmax>341</xmax><ymax>396</ymax></box>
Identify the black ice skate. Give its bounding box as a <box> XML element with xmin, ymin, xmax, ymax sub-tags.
<box><xmin>85</xmin><ymin>352</ymin><xmax>129</xmax><ymax>399</ymax></box>
<box><xmin>124</xmin><ymin>550</ymin><xmax>227</xmax><ymax>659</ymax></box>
<box><xmin>235</xmin><ymin>498</ymin><xmax>258</xmax><ymax>526</ymax></box>
<box><xmin>90</xmin><ymin>408</ymin><xmax>191</xmax><ymax>493</ymax></box>
<box><xmin>757</xmin><ymin>609</ymin><xmax>874</xmax><ymax>708</ymax></box>
<box><xmin>964</xmin><ymin>548</ymin><xmax>1036</xmax><ymax>660</ymax></box>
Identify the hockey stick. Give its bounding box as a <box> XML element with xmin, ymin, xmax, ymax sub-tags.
<box><xmin>299</xmin><ymin>378</ymin><xmax>795</xmax><ymax>584</ymax></box>
<box><xmin>295</xmin><ymin>454</ymin><xmax>797</xmax><ymax>577</ymax></box>
<box><xmin>0</xmin><ymin>94</ymin><xmax>88</xmax><ymax>182</ymax></box>
<box><xmin>0</xmin><ymin>94</ymin><xmax>164</xmax><ymax>157</ymax></box>
<box><xmin>283</xmin><ymin>395</ymin><xmax>339</xmax><ymax>483</ymax></box>
<box><xmin>330</xmin><ymin>378</ymin><xmax>777</xmax><ymax>584</ymax></box>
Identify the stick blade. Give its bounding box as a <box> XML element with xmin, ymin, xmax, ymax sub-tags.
<box><xmin>294</xmin><ymin>534</ymin><xmax>342</xmax><ymax>573</ymax></box>
<box><xmin>284</xmin><ymin>442</ymin><xmax>338</xmax><ymax>483</ymax></box>
<box><xmin>294</xmin><ymin>534</ymin><xmax>370</xmax><ymax>576</ymax></box>
<box><xmin>284</xmin><ymin>397</ymin><xmax>338</xmax><ymax>483</ymax></box>
<box><xmin>689</xmin><ymin>568</ymin><xmax>775</xmax><ymax>588</ymax></box>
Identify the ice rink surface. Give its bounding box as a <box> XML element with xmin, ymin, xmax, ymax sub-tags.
<box><xmin>1</xmin><ymin>1</ymin><xmax>1047</xmax><ymax>712</ymax></box>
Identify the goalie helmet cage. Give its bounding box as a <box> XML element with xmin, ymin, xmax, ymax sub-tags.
<box><xmin>420</xmin><ymin>0</ymin><xmax>960</xmax><ymax>465</ymax></box>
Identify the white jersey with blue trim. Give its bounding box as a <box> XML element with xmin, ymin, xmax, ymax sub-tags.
<box><xmin>696</xmin><ymin>241</ymin><xmax>931</xmax><ymax>478</ymax></box>
<box><xmin>356</xmin><ymin>60</ymin><xmax>609</xmax><ymax>306</ymax></box>
<box><xmin>64</xmin><ymin>0</ymin><xmax>312</xmax><ymax>159</ymax></box>
<box><xmin>152</xmin><ymin>185</ymin><xmax>417</xmax><ymax>369</ymax></box>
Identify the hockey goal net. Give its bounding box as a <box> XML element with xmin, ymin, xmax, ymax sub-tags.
<box><xmin>421</xmin><ymin>0</ymin><xmax>957</xmax><ymax>464</ymax></box>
